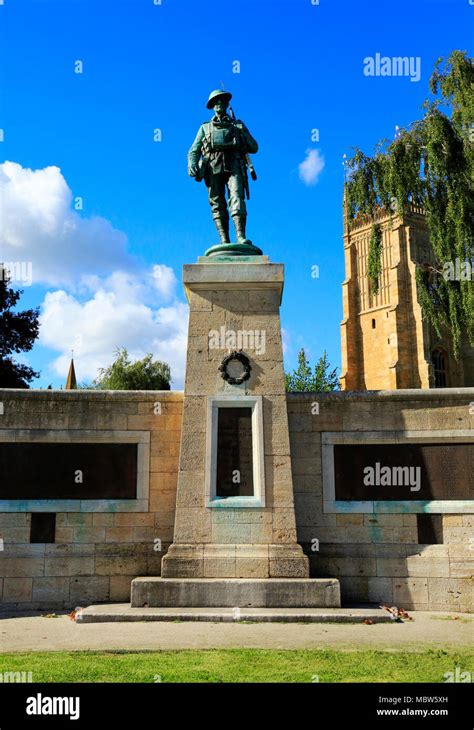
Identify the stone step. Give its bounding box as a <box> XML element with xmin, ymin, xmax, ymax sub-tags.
<box><xmin>131</xmin><ymin>577</ymin><xmax>341</xmax><ymax>608</ymax></box>
<box><xmin>78</xmin><ymin>604</ymin><xmax>393</xmax><ymax>624</ymax></box>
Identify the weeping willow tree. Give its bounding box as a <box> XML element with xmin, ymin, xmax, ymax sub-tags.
<box><xmin>367</xmin><ymin>223</ymin><xmax>383</xmax><ymax>295</ymax></box>
<box><xmin>345</xmin><ymin>50</ymin><xmax>473</xmax><ymax>356</ymax></box>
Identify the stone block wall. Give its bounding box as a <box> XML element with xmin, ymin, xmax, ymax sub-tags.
<box><xmin>288</xmin><ymin>389</ymin><xmax>474</xmax><ymax>612</ymax></box>
<box><xmin>0</xmin><ymin>390</ymin><xmax>183</xmax><ymax>609</ymax></box>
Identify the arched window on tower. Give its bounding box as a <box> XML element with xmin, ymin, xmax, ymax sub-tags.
<box><xmin>432</xmin><ymin>348</ymin><xmax>448</xmax><ymax>388</ymax></box>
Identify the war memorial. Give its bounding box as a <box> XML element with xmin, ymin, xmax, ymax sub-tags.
<box><xmin>0</xmin><ymin>90</ymin><xmax>472</xmax><ymax>619</ymax></box>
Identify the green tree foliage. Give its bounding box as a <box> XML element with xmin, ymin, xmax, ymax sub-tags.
<box><xmin>345</xmin><ymin>50</ymin><xmax>473</xmax><ymax>355</ymax></box>
<box><xmin>94</xmin><ymin>347</ymin><xmax>171</xmax><ymax>390</ymax></box>
<box><xmin>367</xmin><ymin>223</ymin><xmax>383</xmax><ymax>295</ymax></box>
<box><xmin>0</xmin><ymin>270</ymin><xmax>40</xmax><ymax>388</ymax></box>
<box><xmin>285</xmin><ymin>348</ymin><xmax>339</xmax><ymax>392</ymax></box>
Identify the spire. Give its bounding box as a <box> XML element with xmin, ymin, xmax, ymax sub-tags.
<box><xmin>65</xmin><ymin>356</ymin><xmax>77</xmax><ymax>390</ymax></box>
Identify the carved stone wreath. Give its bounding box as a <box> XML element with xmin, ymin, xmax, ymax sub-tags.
<box><xmin>218</xmin><ymin>350</ymin><xmax>252</xmax><ymax>385</ymax></box>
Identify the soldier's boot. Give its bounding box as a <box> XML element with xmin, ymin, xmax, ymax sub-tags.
<box><xmin>232</xmin><ymin>214</ymin><xmax>249</xmax><ymax>244</ymax></box>
<box><xmin>214</xmin><ymin>215</ymin><xmax>230</xmax><ymax>243</ymax></box>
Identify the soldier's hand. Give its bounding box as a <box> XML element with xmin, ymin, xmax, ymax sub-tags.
<box><xmin>188</xmin><ymin>165</ymin><xmax>198</xmax><ymax>178</ymax></box>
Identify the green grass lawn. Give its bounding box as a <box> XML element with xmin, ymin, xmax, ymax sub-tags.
<box><xmin>0</xmin><ymin>649</ymin><xmax>472</xmax><ymax>683</ymax></box>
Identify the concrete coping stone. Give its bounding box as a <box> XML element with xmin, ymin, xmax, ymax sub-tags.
<box><xmin>0</xmin><ymin>390</ymin><xmax>184</xmax><ymax>400</ymax></box>
<box><xmin>287</xmin><ymin>388</ymin><xmax>474</xmax><ymax>402</ymax></box>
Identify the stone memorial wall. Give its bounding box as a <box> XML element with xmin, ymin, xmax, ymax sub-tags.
<box><xmin>0</xmin><ymin>387</ymin><xmax>472</xmax><ymax>611</ymax></box>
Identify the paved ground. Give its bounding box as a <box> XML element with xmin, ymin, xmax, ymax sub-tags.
<box><xmin>0</xmin><ymin>610</ymin><xmax>472</xmax><ymax>652</ymax></box>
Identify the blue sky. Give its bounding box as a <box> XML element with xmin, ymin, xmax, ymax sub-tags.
<box><xmin>0</xmin><ymin>0</ymin><xmax>471</xmax><ymax>388</ymax></box>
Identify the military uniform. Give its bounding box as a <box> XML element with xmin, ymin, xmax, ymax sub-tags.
<box><xmin>188</xmin><ymin>90</ymin><xmax>258</xmax><ymax>244</ymax></box>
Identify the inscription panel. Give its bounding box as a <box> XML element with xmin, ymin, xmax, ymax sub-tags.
<box><xmin>216</xmin><ymin>407</ymin><xmax>254</xmax><ymax>498</ymax></box>
<box><xmin>0</xmin><ymin>443</ymin><xmax>138</xmax><ymax>499</ymax></box>
<box><xmin>334</xmin><ymin>443</ymin><xmax>473</xmax><ymax>501</ymax></box>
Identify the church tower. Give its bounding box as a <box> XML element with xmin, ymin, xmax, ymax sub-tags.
<box><xmin>340</xmin><ymin>197</ymin><xmax>474</xmax><ymax>390</ymax></box>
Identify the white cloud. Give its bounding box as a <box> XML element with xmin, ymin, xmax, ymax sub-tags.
<box><xmin>0</xmin><ymin>161</ymin><xmax>136</xmax><ymax>287</ymax></box>
<box><xmin>281</xmin><ymin>327</ymin><xmax>290</xmax><ymax>355</ymax></box>
<box><xmin>40</xmin><ymin>272</ymin><xmax>188</xmax><ymax>387</ymax></box>
<box><xmin>298</xmin><ymin>149</ymin><xmax>325</xmax><ymax>186</ymax></box>
<box><xmin>0</xmin><ymin>161</ymin><xmax>188</xmax><ymax>387</ymax></box>
<box><xmin>152</xmin><ymin>264</ymin><xmax>177</xmax><ymax>300</ymax></box>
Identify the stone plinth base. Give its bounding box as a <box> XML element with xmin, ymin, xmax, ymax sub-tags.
<box><xmin>161</xmin><ymin>543</ymin><xmax>309</xmax><ymax>578</ymax></box>
<box><xmin>131</xmin><ymin>577</ymin><xmax>341</xmax><ymax>608</ymax></box>
<box><xmin>79</xmin><ymin>605</ymin><xmax>393</xmax><ymax>623</ymax></box>
<box><xmin>204</xmin><ymin>242</ymin><xmax>264</xmax><ymax>258</ymax></box>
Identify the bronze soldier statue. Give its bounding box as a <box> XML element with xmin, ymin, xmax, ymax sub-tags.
<box><xmin>188</xmin><ymin>90</ymin><xmax>259</xmax><ymax>248</ymax></box>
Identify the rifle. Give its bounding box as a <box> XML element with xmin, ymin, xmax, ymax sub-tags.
<box><xmin>228</xmin><ymin>105</ymin><xmax>258</xmax><ymax>182</ymax></box>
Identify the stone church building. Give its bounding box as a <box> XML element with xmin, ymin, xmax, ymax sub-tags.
<box><xmin>340</xmin><ymin>203</ymin><xmax>474</xmax><ymax>390</ymax></box>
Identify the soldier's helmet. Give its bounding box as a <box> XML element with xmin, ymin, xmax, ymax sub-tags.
<box><xmin>206</xmin><ymin>89</ymin><xmax>232</xmax><ymax>109</ymax></box>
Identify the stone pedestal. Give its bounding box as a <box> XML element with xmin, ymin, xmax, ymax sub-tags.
<box><xmin>161</xmin><ymin>257</ymin><xmax>310</xmax><ymax>579</ymax></box>
<box><xmin>131</xmin><ymin>578</ymin><xmax>341</xmax><ymax>608</ymax></box>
